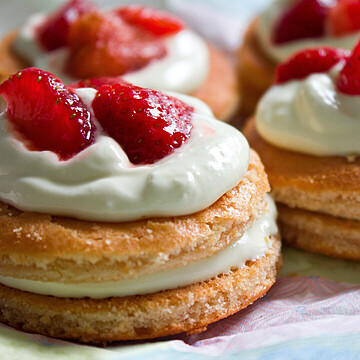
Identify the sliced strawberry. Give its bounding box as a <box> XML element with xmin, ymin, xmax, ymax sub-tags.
<box><xmin>92</xmin><ymin>84</ymin><xmax>193</xmax><ymax>165</ymax></box>
<box><xmin>275</xmin><ymin>47</ymin><xmax>349</xmax><ymax>84</ymax></box>
<box><xmin>37</xmin><ymin>0</ymin><xmax>97</xmax><ymax>51</ymax></box>
<box><xmin>66</xmin><ymin>12</ymin><xmax>167</xmax><ymax>79</ymax></box>
<box><xmin>69</xmin><ymin>77</ymin><xmax>129</xmax><ymax>90</ymax></box>
<box><xmin>337</xmin><ymin>40</ymin><xmax>360</xmax><ymax>94</ymax></box>
<box><xmin>0</xmin><ymin>68</ymin><xmax>95</xmax><ymax>160</ymax></box>
<box><xmin>116</xmin><ymin>5</ymin><xmax>185</xmax><ymax>36</ymax></box>
<box><xmin>327</xmin><ymin>0</ymin><xmax>360</xmax><ymax>36</ymax></box>
<box><xmin>273</xmin><ymin>0</ymin><xmax>330</xmax><ymax>44</ymax></box>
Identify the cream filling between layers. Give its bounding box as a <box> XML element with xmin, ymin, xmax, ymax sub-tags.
<box><xmin>256</xmin><ymin>63</ymin><xmax>360</xmax><ymax>156</ymax></box>
<box><xmin>13</xmin><ymin>13</ymin><xmax>209</xmax><ymax>93</ymax></box>
<box><xmin>257</xmin><ymin>0</ymin><xmax>360</xmax><ymax>63</ymax></box>
<box><xmin>0</xmin><ymin>196</ymin><xmax>277</xmax><ymax>299</ymax></box>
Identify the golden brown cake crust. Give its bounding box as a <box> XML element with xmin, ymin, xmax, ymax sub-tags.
<box><xmin>237</xmin><ymin>18</ymin><xmax>277</xmax><ymax>116</ymax></box>
<box><xmin>244</xmin><ymin>117</ymin><xmax>360</xmax><ymax>220</ymax></box>
<box><xmin>0</xmin><ymin>234</ymin><xmax>281</xmax><ymax>342</ymax></box>
<box><xmin>278</xmin><ymin>204</ymin><xmax>360</xmax><ymax>261</ymax></box>
<box><xmin>192</xmin><ymin>45</ymin><xmax>240</xmax><ymax>122</ymax></box>
<box><xmin>0</xmin><ymin>150</ymin><xmax>270</xmax><ymax>283</ymax></box>
<box><xmin>0</xmin><ymin>32</ymin><xmax>239</xmax><ymax>122</ymax></box>
<box><xmin>0</xmin><ymin>31</ymin><xmax>29</xmax><ymax>84</ymax></box>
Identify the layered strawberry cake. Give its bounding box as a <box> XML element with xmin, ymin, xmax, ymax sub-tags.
<box><xmin>0</xmin><ymin>0</ymin><xmax>239</xmax><ymax>122</ymax></box>
<box><xmin>238</xmin><ymin>0</ymin><xmax>360</xmax><ymax>115</ymax></box>
<box><xmin>0</xmin><ymin>67</ymin><xmax>281</xmax><ymax>341</ymax></box>
<box><xmin>244</xmin><ymin>41</ymin><xmax>360</xmax><ymax>260</ymax></box>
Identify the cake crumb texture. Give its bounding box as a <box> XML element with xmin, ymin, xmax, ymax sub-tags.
<box><xmin>0</xmin><ymin>235</ymin><xmax>281</xmax><ymax>342</ymax></box>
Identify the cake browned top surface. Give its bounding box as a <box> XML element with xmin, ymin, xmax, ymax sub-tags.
<box><xmin>0</xmin><ymin>31</ymin><xmax>29</xmax><ymax>83</ymax></box>
<box><xmin>238</xmin><ymin>18</ymin><xmax>277</xmax><ymax>82</ymax></box>
<box><xmin>192</xmin><ymin>45</ymin><xmax>240</xmax><ymax>121</ymax></box>
<box><xmin>244</xmin><ymin>117</ymin><xmax>360</xmax><ymax>192</ymax></box>
<box><xmin>244</xmin><ymin>117</ymin><xmax>360</xmax><ymax>219</ymax></box>
<box><xmin>237</xmin><ymin>18</ymin><xmax>277</xmax><ymax>116</ymax></box>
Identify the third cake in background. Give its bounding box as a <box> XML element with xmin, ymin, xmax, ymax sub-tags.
<box><xmin>244</xmin><ymin>42</ymin><xmax>360</xmax><ymax>260</ymax></box>
<box><xmin>0</xmin><ymin>0</ymin><xmax>239</xmax><ymax>122</ymax></box>
<box><xmin>238</xmin><ymin>0</ymin><xmax>360</xmax><ymax>116</ymax></box>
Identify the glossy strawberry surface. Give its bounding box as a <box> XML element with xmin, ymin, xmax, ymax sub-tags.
<box><xmin>92</xmin><ymin>84</ymin><xmax>193</xmax><ymax>165</ymax></box>
<box><xmin>275</xmin><ymin>47</ymin><xmax>349</xmax><ymax>84</ymax></box>
<box><xmin>0</xmin><ymin>68</ymin><xmax>95</xmax><ymax>159</ymax></box>
<box><xmin>37</xmin><ymin>0</ymin><xmax>97</xmax><ymax>51</ymax></box>
<box><xmin>273</xmin><ymin>0</ymin><xmax>330</xmax><ymax>44</ymax></box>
<box><xmin>327</xmin><ymin>0</ymin><xmax>360</xmax><ymax>36</ymax></box>
<box><xmin>70</xmin><ymin>77</ymin><xmax>129</xmax><ymax>90</ymax></box>
<box><xmin>116</xmin><ymin>5</ymin><xmax>185</xmax><ymax>36</ymax></box>
<box><xmin>66</xmin><ymin>12</ymin><xmax>167</xmax><ymax>79</ymax></box>
<box><xmin>337</xmin><ymin>40</ymin><xmax>360</xmax><ymax>94</ymax></box>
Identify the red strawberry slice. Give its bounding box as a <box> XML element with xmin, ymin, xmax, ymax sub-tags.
<box><xmin>275</xmin><ymin>47</ymin><xmax>349</xmax><ymax>84</ymax></box>
<box><xmin>327</xmin><ymin>0</ymin><xmax>360</xmax><ymax>36</ymax></box>
<box><xmin>273</xmin><ymin>0</ymin><xmax>330</xmax><ymax>44</ymax></box>
<box><xmin>69</xmin><ymin>77</ymin><xmax>129</xmax><ymax>90</ymax></box>
<box><xmin>92</xmin><ymin>84</ymin><xmax>193</xmax><ymax>165</ymax></box>
<box><xmin>66</xmin><ymin>12</ymin><xmax>167</xmax><ymax>79</ymax></box>
<box><xmin>37</xmin><ymin>0</ymin><xmax>97</xmax><ymax>51</ymax></box>
<box><xmin>116</xmin><ymin>5</ymin><xmax>185</xmax><ymax>36</ymax></box>
<box><xmin>337</xmin><ymin>40</ymin><xmax>360</xmax><ymax>94</ymax></box>
<box><xmin>0</xmin><ymin>68</ymin><xmax>95</xmax><ymax>160</ymax></box>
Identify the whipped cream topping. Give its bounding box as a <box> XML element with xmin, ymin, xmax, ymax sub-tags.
<box><xmin>13</xmin><ymin>13</ymin><xmax>209</xmax><ymax>94</ymax></box>
<box><xmin>0</xmin><ymin>196</ymin><xmax>277</xmax><ymax>299</ymax></box>
<box><xmin>256</xmin><ymin>62</ymin><xmax>360</xmax><ymax>156</ymax></box>
<box><xmin>257</xmin><ymin>0</ymin><xmax>360</xmax><ymax>62</ymax></box>
<box><xmin>0</xmin><ymin>89</ymin><xmax>249</xmax><ymax>222</ymax></box>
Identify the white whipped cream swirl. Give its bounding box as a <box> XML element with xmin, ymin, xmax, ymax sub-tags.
<box><xmin>257</xmin><ymin>0</ymin><xmax>360</xmax><ymax>62</ymax></box>
<box><xmin>256</xmin><ymin>62</ymin><xmax>360</xmax><ymax>156</ymax></box>
<box><xmin>13</xmin><ymin>13</ymin><xmax>209</xmax><ymax>94</ymax></box>
<box><xmin>0</xmin><ymin>90</ymin><xmax>249</xmax><ymax>222</ymax></box>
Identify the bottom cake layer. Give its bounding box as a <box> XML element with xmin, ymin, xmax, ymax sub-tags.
<box><xmin>0</xmin><ymin>234</ymin><xmax>281</xmax><ymax>342</ymax></box>
<box><xmin>278</xmin><ymin>204</ymin><xmax>360</xmax><ymax>261</ymax></box>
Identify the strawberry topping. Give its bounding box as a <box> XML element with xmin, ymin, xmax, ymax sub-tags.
<box><xmin>337</xmin><ymin>40</ymin><xmax>360</xmax><ymax>94</ymax></box>
<box><xmin>0</xmin><ymin>68</ymin><xmax>95</xmax><ymax>160</ymax></box>
<box><xmin>37</xmin><ymin>0</ymin><xmax>97</xmax><ymax>51</ymax></box>
<box><xmin>273</xmin><ymin>0</ymin><xmax>331</xmax><ymax>44</ymax></box>
<box><xmin>116</xmin><ymin>5</ymin><xmax>185</xmax><ymax>36</ymax></box>
<box><xmin>66</xmin><ymin>12</ymin><xmax>167</xmax><ymax>79</ymax></box>
<box><xmin>327</xmin><ymin>0</ymin><xmax>360</xmax><ymax>36</ymax></box>
<box><xmin>275</xmin><ymin>47</ymin><xmax>349</xmax><ymax>84</ymax></box>
<box><xmin>70</xmin><ymin>77</ymin><xmax>129</xmax><ymax>90</ymax></box>
<box><xmin>92</xmin><ymin>84</ymin><xmax>193</xmax><ymax>165</ymax></box>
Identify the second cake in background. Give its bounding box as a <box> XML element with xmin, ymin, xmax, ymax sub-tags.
<box><xmin>238</xmin><ymin>0</ymin><xmax>360</xmax><ymax>116</ymax></box>
<box><xmin>244</xmin><ymin>42</ymin><xmax>360</xmax><ymax>260</ymax></box>
<box><xmin>0</xmin><ymin>0</ymin><xmax>239</xmax><ymax>122</ymax></box>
